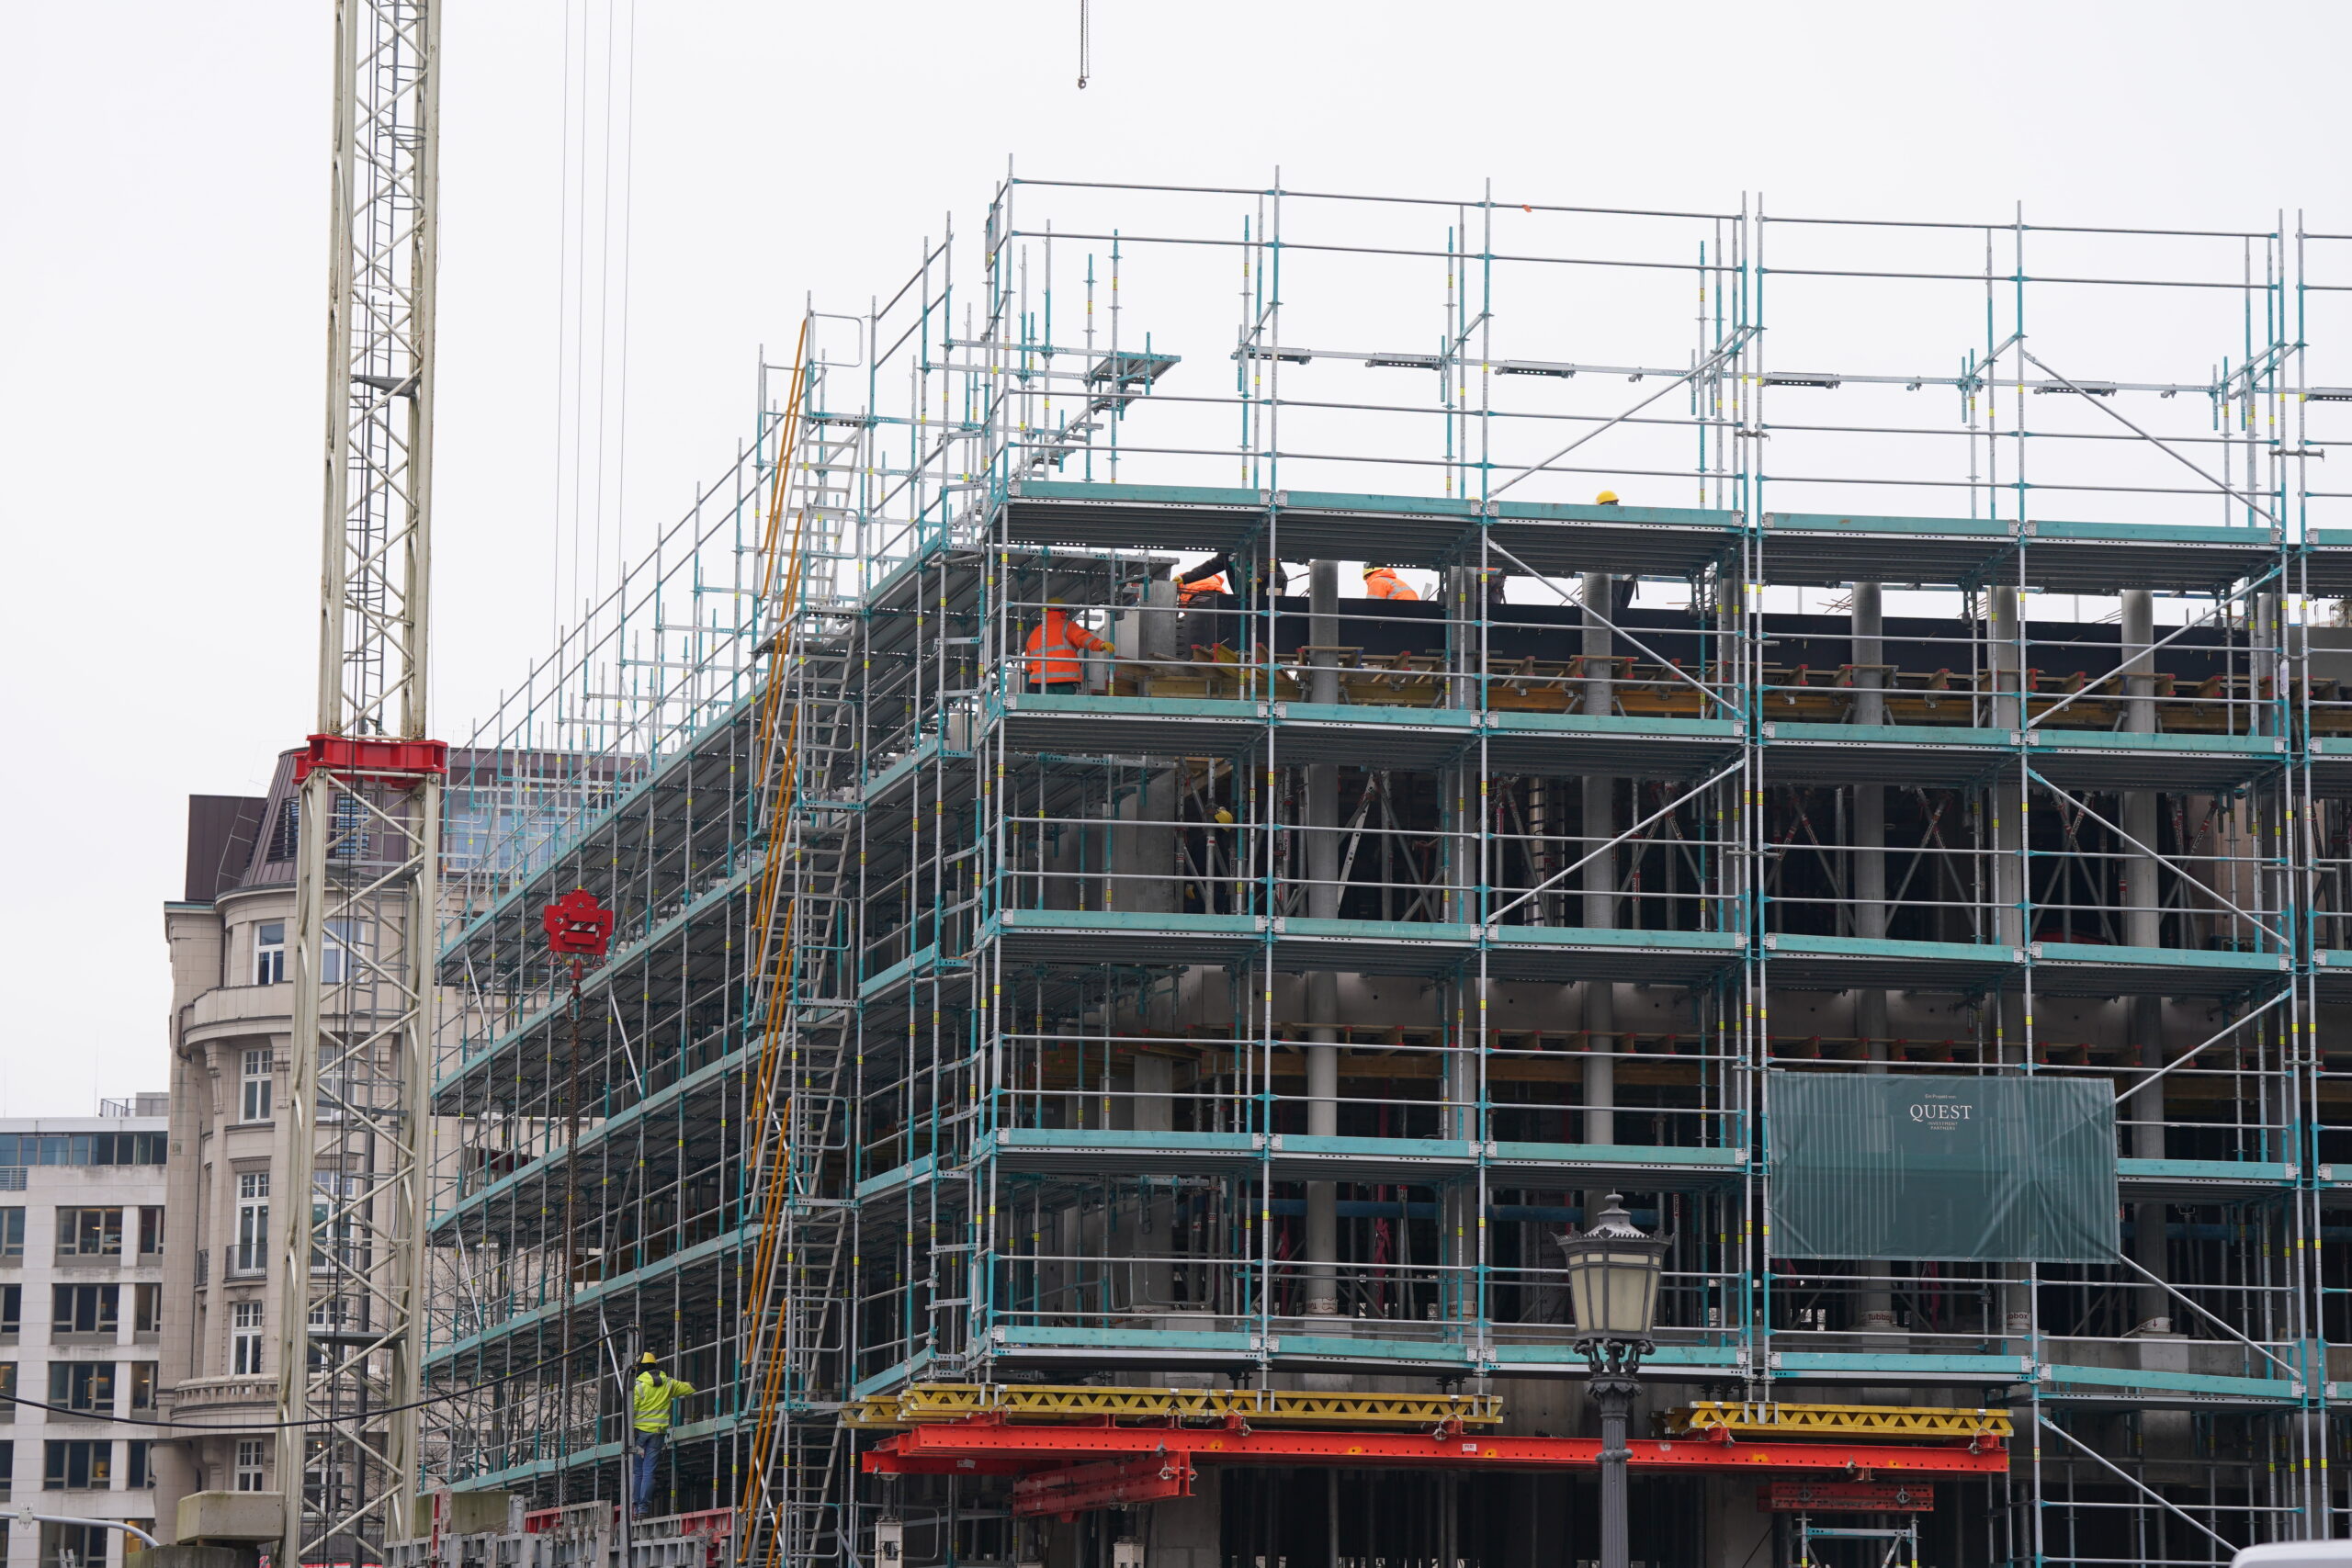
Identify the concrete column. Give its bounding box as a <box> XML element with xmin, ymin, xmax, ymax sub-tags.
<box><xmin>1581</xmin><ymin>573</ymin><xmax>1617</xmax><ymax>1151</ymax></box>
<box><xmin>1849</xmin><ymin>584</ymin><xmax>1898</xmax><ymax>1335</ymax></box>
<box><xmin>1528</xmin><ymin>777</ymin><xmax>1561</xmax><ymax>925</ymax></box>
<box><xmin>1989</xmin><ymin>586</ymin><xmax>2026</xmax><ymax>950</ymax></box>
<box><xmin>1987</xmin><ymin>588</ymin><xmax>2036</xmax><ymax>1340</ymax></box>
<box><xmin>1117</xmin><ymin>772</ymin><xmax>1179</xmax><ymax>917</ymax></box>
<box><xmin>2116</xmin><ymin>589</ymin><xmax>2174</xmax><ymax>1333</ymax></box>
<box><xmin>1305</xmin><ymin>562</ymin><xmax>1342</xmax><ymax>1316</ymax></box>
<box><xmin>1140</xmin><ymin>576</ymin><xmax>1178</xmax><ymax>660</ymax></box>
<box><xmin>1134</xmin><ymin>1053</ymin><xmax>1175</xmax><ymax>1313</ymax></box>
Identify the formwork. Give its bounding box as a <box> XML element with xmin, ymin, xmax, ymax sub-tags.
<box><xmin>422</xmin><ymin>176</ymin><xmax>2352</xmax><ymax>1568</ymax></box>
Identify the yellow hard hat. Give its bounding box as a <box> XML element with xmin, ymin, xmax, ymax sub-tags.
<box><xmin>639</xmin><ymin>1352</ymin><xmax>658</xmax><ymax>1367</ymax></box>
<box><xmin>1213</xmin><ymin>807</ymin><xmax>1235</xmax><ymax>825</ymax></box>
<box><xmin>1594</xmin><ymin>490</ymin><xmax>1620</xmax><ymax>506</ymax></box>
<box><xmin>1362</xmin><ymin>563</ymin><xmax>1383</xmax><ymax>575</ymax></box>
<box><xmin>1046</xmin><ymin>593</ymin><xmax>1068</xmax><ymax>606</ymax></box>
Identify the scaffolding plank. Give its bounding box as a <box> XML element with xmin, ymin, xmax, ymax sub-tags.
<box><xmin>998</xmin><ymin>480</ymin><xmax>1743</xmax><ymax>577</ymax></box>
<box><xmin>2304</xmin><ymin>738</ymin><xmax>2352</xmax><ymax>799</ymax></box>
<box><xmin>1761</xmin><ymin>932</ymin><xmax>2019</xmax><ymax>991</ymax></box>
<box><xmin>1759</xmin><ymin>513</ymin><xmax>2285</xmax><ymax>593</ymax></box>
<box><xmin>2116</xmin><ymin>1156</ymin><xmax>2298</xmax><ymax>1200</ymax></box>
<box><xmin>2028</xmin><ymin>940</ymin><xmax>2290</xmax><ymax>998</ymax></box>
<box><xmin>1760</xmin><ymin>721</ymin><xmax>2287</xmax><ymax>792</ymax></box>
<box><xmin>995</xmin><ymin>695</ymin><xmax>1747</xmax><ymax>778</ymax></box>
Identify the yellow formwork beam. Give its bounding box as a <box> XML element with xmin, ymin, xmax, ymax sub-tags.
<box><xmin>842</xmin><ymin>1382</ymin><xmax>1504</xmax><ymax>1430</ymax></box>
<box><xmin>1661</xmin><ymin>1401</ymin><xmax>2012</xmax><ymax>1440</ymax></box>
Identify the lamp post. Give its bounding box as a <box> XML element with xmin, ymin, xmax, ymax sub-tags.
<box><xmin>1557</xmin><ymin>1194</ymin><xmax>1668</xmax><ymax>1568</ymax></box>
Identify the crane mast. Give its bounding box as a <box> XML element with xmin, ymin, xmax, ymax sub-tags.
<box><xmin>276</xmin><ymin>3</ymin><xmax>442</xmax><ymax>1563</ymax></box>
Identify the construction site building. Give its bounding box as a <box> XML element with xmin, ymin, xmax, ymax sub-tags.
<box><xmin>413</xmin><ymin>177</ymin><xmax>2352</xmax><ymax>1568</ymax></box>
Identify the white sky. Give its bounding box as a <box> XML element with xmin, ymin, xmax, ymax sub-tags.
<box><xmin>1</xmin><ymin>1</ymin><xmax>2346</xmax><ymax>1112</ymax></box>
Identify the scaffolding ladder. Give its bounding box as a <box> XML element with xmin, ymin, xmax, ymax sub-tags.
<box><xmin>740</xmin><ymin>339</ymin><xmax>865</xmax><ymax>1568</ymax></box>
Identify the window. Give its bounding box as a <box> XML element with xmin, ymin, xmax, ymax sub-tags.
<box><xmin>239</xmin><ymin>1050</ymin><xmax>272</xmax><ymax>1122</ymax></box>
<box><xmin>136</xmin><ymin>1209</ymin><xmax>163</xmax><ymax>1258</ymax></box>
<box><xmin>231</xmin><ymin>1303</ymin><xmax>264</xmax><ymax>1376</ymax></box>
<box><xmin>0</xmin><ymin>1361</ymin><xmax>14</xmax><ymax>1401</ymax></box>
<box><xmin>96</xmin><ymin>1134</ymin><xmax>165</xmax><ymax>1167</ymax></box>
<box><xmin>0</xmin><ymin>1137</ymin><xmax>160</xmax><ymax>1168</ymax></box>
<box><xmin>232</xmin><ymin>1438</ymin><xmax>266</xmax><ymax>1493</ymax></box>
<box><xmin>132</xmin><ymin>1286</ymin><xmax>159</xmax><ymax>1337</ymax></box>
<box><xmin>326</xmin><ymin>795</ymin><xmax>367</xmax><ymax>863</ymax></box>
<box><xmin>126</xmin><ymin>1364</ymin><xmax>155</xmax><ymax>1412</ymax></box>
<box><xmin>311</xmin><ymin>1173</ymin><xmax>363</xmax><ymax>1273</ymax></box>
<box><xmin>268</xmin><ymin>797</ymin><xmax>299</xmax><ymax>863</ymax></box>
<box><xmin>47</xmin><ymin>1362</ymin><xmax>114</xmax><ymax>1415</ymax></box>
<box><xmin>0</xmin><ymin>1208</ymin><xmax>20</xmax><ymax>1258</ymax></box>
<box><xmin>252</xmin><ymin>922</ymin><xmax>285</xmax><ymax>986</ymax></box>
<box><xmin>0</xmin><ymin>1284</ymin><xmax>19</xmax><ymax>1335</ymax></box>
<box><xmin>55</xmin><ymin>1209</ymin><xmax>122</xmax><ymax>1258</ymax></box>
<box><xmin>51</xmin><ymin>1286</ymin><xmax>117</xmax><ymax>1337</ymax></box>
<box><xmin>322</xmin><ymin>919</ymin><xmax>362</xmax><ymax>986</ymax></box>
<box><xmin>42</xmin><ymin>1439</ymin><xmax>111</xmax><ymax>1490</ymax></box>
<box><xmin>232</xmin><ymin>1172</ymin><xmax>268</xmax><ymax>1276</ymax></box>
<box><xmin>39</xmin><ymin>1520</ymin><xmax>111</xmax><ymax>1568</ymax></box>
<box><xmin>126</xmin><ymin>1442</ymin><xmax>153</xmax><ymax>1489</ymax></box>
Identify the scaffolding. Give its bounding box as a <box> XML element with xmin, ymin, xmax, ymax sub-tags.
<box><xmin>423</xmin><ymin>175</ymin><xmax>2352</xmax><ymax>1568</ymax></box>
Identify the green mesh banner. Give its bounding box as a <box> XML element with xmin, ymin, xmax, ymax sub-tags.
<box><xmin>1767</xmin><ymin>1071</ymin><xmax>2120</xmax><ymax>1263</ymax></box>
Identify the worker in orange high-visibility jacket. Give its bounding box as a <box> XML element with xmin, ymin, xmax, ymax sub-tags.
<box><xmin>1363</xmin><ymin>564</ymin><xmax>1420</xmax><ymax>602</ymax></box>
<box><xmin>1024</xmin><ymin>597</ymin><xmax>1111</xmax><ymax>690</ymax></box>
<box><xmin>1176</xmin><ymin>571</ymin><xmax>1227</xmax><ymax>605</ymax></box>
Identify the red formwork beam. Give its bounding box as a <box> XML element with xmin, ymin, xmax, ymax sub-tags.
<box><xmin>293</xmin><ymin>734</ymin><xmax>448</xmax><ymax>781</ymax></box>
<box><xmin>865</xmin><ymin>1422</ymin><xmax>2007</xmax><ymax>1479</ymax></box>
<box><xmin>1012</xmin><ymin>1454</ymin><xmax>1197</xmax><ymax>1518</ymax></box>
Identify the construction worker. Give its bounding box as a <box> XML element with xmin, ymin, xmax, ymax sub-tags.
<box><xmin>1176</xmin><ymin>554</ymin><xmax>1292</xmax><ymax>652</ymax></box>
<box><xmin>1023</xmin><ymin>596</ymin><xmax>1111</xmax><ymax>691</ymax></box>
<box><xmin>1362</xmin><ymin>564</ymin><xmax>1419</xmax><ymax>602</ymax></box>
<box><xmin>1594</xmin><ymin>490</ymin><xmax>1620</xmax><ymax>505</ymax></box>
<box><xmin>1175</xmin><ymin>568</ymin><xmax>1227</xmax><ymax>606</ymax></box>
<box><xmin>630</xmin><ymin>1351</ymin><xmax>695</xmax><ymax>1514</ymax></box>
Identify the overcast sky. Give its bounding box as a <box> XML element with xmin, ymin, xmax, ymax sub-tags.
<box><xmin>1</xmin><ymin>2</ymin><xmax>2346</xmax><ymax>1113</ymax></box>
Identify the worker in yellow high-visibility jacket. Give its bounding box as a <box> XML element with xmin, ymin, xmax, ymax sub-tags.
<box><xmin>630</xmin><ymin>1352</ymin><xmax>696</xmax><ymax>1514</ymax></box>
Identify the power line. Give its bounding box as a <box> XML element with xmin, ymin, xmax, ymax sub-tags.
<box><xmin>6</xmin><ymin>1340</ymin><xmax>616</xmax><ymax>1434</ymax></box>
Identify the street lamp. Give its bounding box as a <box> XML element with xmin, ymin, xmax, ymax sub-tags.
<box><xmin>1557</xmin><ymin>1194</ymin><xmax>1668</xmax><ymax>1568</ymax></box>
